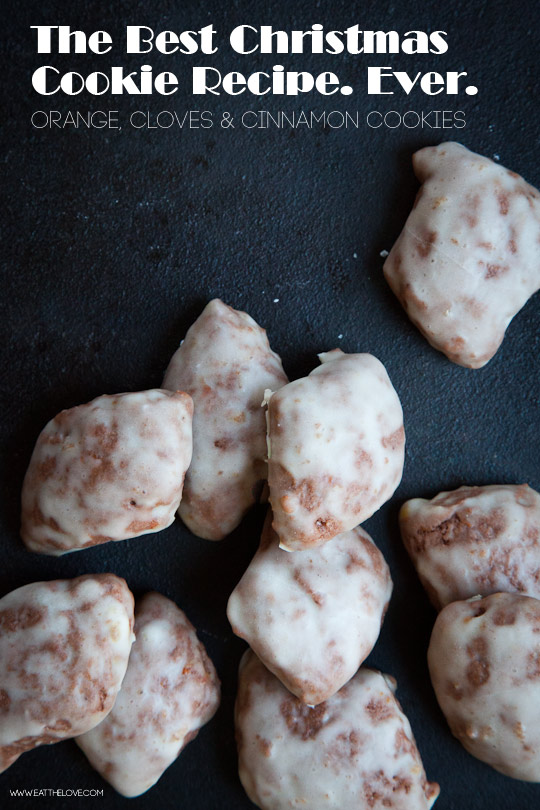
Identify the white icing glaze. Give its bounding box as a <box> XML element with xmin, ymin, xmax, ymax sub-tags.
<box><xmin>266</xmin><ymin>350</ymin><xmax>404</xmax><ymax>551</ymax></box>
<box><xmin>77</xmin><ymin>592</ymin><xmax>220</xmax><ymax>797</ymax></box>
<box><xmin>236</xmin><ymin>651</ymin><xmax>439</xmax><ymax>810</ymax></box>
<box><xmin>21</xmin><ymin>389</ymin><xmax>193</xmax><ymax>555</ymax></box>
<box><xmin>428</xmin><ymin>592</ymin><xmax>540</xmax><ymax>781</ymax></box>
<box><xmin>384</xmin><ymin>142</ymin><xmax>540</xmax><ymax>368</ymax></box>
<box><xmin>400</xmin><ymin>484</ymin><xmax>540</xmax><ymax>610</ymax></box>
<box><xmin>163</xmin><ymin>299</ymin><xmax>288</xmax><ymax>540</ymax></box>
<box><xmin>227</xmin><ymin>511</ymin><xmax>392</xmax><ymax>704</ymax></box>
<box><xmin>0</xmin><ymin>574</ymin><xmax>134</xmax><ymax>774</ymax></box>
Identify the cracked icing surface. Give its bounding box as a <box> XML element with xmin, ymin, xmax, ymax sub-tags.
<box><xmin>265</xmin><ymin>349</ymin><xmax>404</xmax><ymax>551</ymax></box>
<box><xmin>21</xmin><ymin>389</ymin><xmax>193</xmax><ymax>555</ymax></box>
<box><xmin>227</xmin><ymin>511</ymin><xmax>392</xmax><ymax>704</ymax></box>
<box><xmin>400</xmin><ymin>484</ymin><xmax>540</xmax><ymax>610</ymax></box>
<box><xmin>77</xmin><ymin>592</ymin><xmax>220</xmax><ymax>797</ymax></box>
<box><xmin>163</xmin><ymin>299</ymin><xmax>288</xmax><ymax>540</ymax></box>
<box><xmin>0</xmin><ymin>574</ymin><xmax>134</xmax><ymax>774</ymax></box>
<box><xmin>383</xmin><ymin>142</ymin><xmax>540</xmax><ymax>368</ymax></box>
<box><xmin>235</xmin><ymin>651</ymin><xmax>439</xmax><ymax>810</ymax></box>
<box><xmin>428</xmin><ymin>592</ymin><xmax>540</xmax><ymax>781</ymax></box>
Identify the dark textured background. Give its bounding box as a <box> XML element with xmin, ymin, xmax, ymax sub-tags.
<box><xmin>1</xmin><ymin>0</ymin><xmax>539</xmax><ymax>808</ymax></box>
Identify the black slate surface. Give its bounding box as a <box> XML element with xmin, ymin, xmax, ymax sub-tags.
<box><xmin>1</xmin><ymin>0</ymin><xmax>539</xmax><ymax>808</ymax></box>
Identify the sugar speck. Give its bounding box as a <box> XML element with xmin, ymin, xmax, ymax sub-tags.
<box><xmin>493</xmin><ymin>154</ymin><xmax>500</xmax><ymax>161</ymax></box>
<box><xmin>380</xmin><ymin>249</ymin><xmax>389</xmax><ymax>258</ymax></box>
<box><xmin>353</xmin><ymin>252</ymin><xmax>358</xmax><ymax>259</ymax></box>
<box><xmin>338</xmin><ymin>334</ymin><xmax>343</xmax><ymax>340</ymax></box>
<box><xmin>273</xmin><ymin>298</ymin><xmax>279</xmax><ymax>303</ymax></box>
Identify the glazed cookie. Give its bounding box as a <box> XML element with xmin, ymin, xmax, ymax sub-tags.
<box><xmin>265</xmin><ymin>349</ymin><xmax>404</xmax><ymax>551</ymax></box>
<box><xmin>428</xmin><ymin>592</ymin><xmax>540</xmax><ymax>781</ymax></box>
<box><xmin>77</xmin><ymin>592</ymin><xmax>220</xmax><ymax>796</ymax></box>
<box><xmin>384</xmin><ymin>142</ymin><xmax>540</xmax><ymax>368</ymax></box>
<box><xmin>400</xmin><ymin>484</ymin><xmax>540</xmax><ymax>610</ymax></box>
<box><xmin>21</xmin><ymin>389</ymin><xmax>193</xmax><ymax>555</ymax></box>
<box><xmin>227</xmin><ymin>511</ymin><xmax>392</xmax><ymax>704</ymax></box>
<box><xmin>235</xmin><ymin>650</ymin><xmax>439</xmax><ymax>810</ymax></box>
<box><xmin>163</xmin><ymin>299</ymin><xmax>287</xmax><ymax>540</ymax></box>
<box><xmin>0</xmin><ymin>574</ymin><xmax>134</xmax><ymax>774</ymax></box>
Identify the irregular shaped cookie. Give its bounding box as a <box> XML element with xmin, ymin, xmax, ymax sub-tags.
<box><xmin>400</xmin><ymin>484</ymin><xmax>540</xmax><ymax>610</ymax></box>
<box><xmin>265</xmin><ymin>349</ymin><xmax>404</xmax><ymax>551</ymax></box>
<box><xmin>236</xmin><ymin>650</ymin><xmax>439</xmax><ymax>810</ymax></box>
<box><xmin>77</xmin><ymin>592</ymin><xmax>220</xmax><ymax>797</ymax></box>
<box><xmin>0</xmin><ymin>574</ymin><xmax>134</xmax><ymax>774</ymax></box>
<box><xmin>428</xmin><ymin>592</ymin><xmax>540</xmax><ymax>781</ymax></box>
<box><xmin>383</xmin><ymin>142</ymin><xmax>540</xmax><ymax>368</ymax></box>
<box><xmin>227</xmin><ymin>511</ymin><xmax>392</xmax><ymax>704</ymax></box>
<box><xmin>21</xmin><ymin>389</ymin><xmax>193</xmax><ymax>555</ymax></box>
<box><xmin>163</xmin><ymin>299</ymin><xmax>288</xmax><ymax>540</ymax></box>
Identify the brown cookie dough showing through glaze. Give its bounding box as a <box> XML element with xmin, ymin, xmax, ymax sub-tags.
<box><xmin>77</xmin><ymin>592</ymin><xmax>220</xmax><ymax>797</ymax></box>
<box><xmin>265</xmin><ymin>349</ymin><xmax>405</xmax><ymax>552</ymax></box>
<box><xmin>235</xmin><ymin>650</ymin><xmax>439</xmax><ymax>810</ymax></box>
<box><xmin>428</xmin><ymin>592</ymin><xmax>540</xmax><ymax>781</ymax></box>
<box><xmin>400</xmin><ymin>484</ymin><xmax>540</xmax><ymax>610</ymax></box>
<box><xmin>163</xmin><ymin>299</ymin><xmax>288</xmax><ymax>540</ymax></box>
<box><xmin>383</xmin><ymin>142</ymin><xmax>540</xmax><ymax>368</ymax></box>
<box><xmin>227</xmin><ymin>511</ymin><xmax>392</xmax><ymax>705</ymax></box>
<box><xmin>0</xmin><ymin>574</ymin><xmax>135</xmax><ymax>774</ymax></box>
<box><xmin>21</xmin><ymin>390</ymin><xmax>193</xmax><ymax>555</ymax></box>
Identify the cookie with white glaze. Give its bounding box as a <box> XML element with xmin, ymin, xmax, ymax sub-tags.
<box><xmin>227</xmin><ymin>511</ymin><xmax>392</xmax><ymax>704</ymax></box>
<box><xmin>384</xmin><ymin>142</ymin><xmax>540</xmax><ymax>368</ymax></box>
<box><xmin>0</xmin><ymin>574</ymin><xmax>134</xmax><ymax>774</ymax></box>
<box><xmin>235</xmin><ymin>650</ymin><xmax>439</xmax><ymax>810</ymax></box>
<box><xmin>77</xmin><ymin>592</ymin><xmax>220</xmax><ymax>797</ymax></box>
<box><xmin>265</xmin><ymin>349</ymin><xmax>404</xmax><ymax>551</ymax></box>
<box><xmin>21</xmin><ymin>389</ymin><xmax>193</xmax><ymax>555</ymax></box>
<box><xmin>163</xmin><ymin>299</ymin><xmax>288</xmax><ymax>540</ymax></box>
<box><xmin>428</xmin><ymin>592</ymin><xmax>540</xmax><ymax>781</ymax></box>
<box><xmin>400</xmin><ymin>484</ymin><xmax>540</xmax><ymax>610</ymax></box>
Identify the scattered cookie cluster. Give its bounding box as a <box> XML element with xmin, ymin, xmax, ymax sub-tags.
<box><xmin>401</xmin><ymin>484</ymin><xmax>540</xmax><ymax>781</ymax></box>
<box><xmin>2</xmin><ymin>142</ymin><xmax>540</xmax><ymax>805</ymax></box>
<box><xmin>0</xmin><ymin>575</ymin><xmax>220</xmax><ymax>796</ymax></box>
